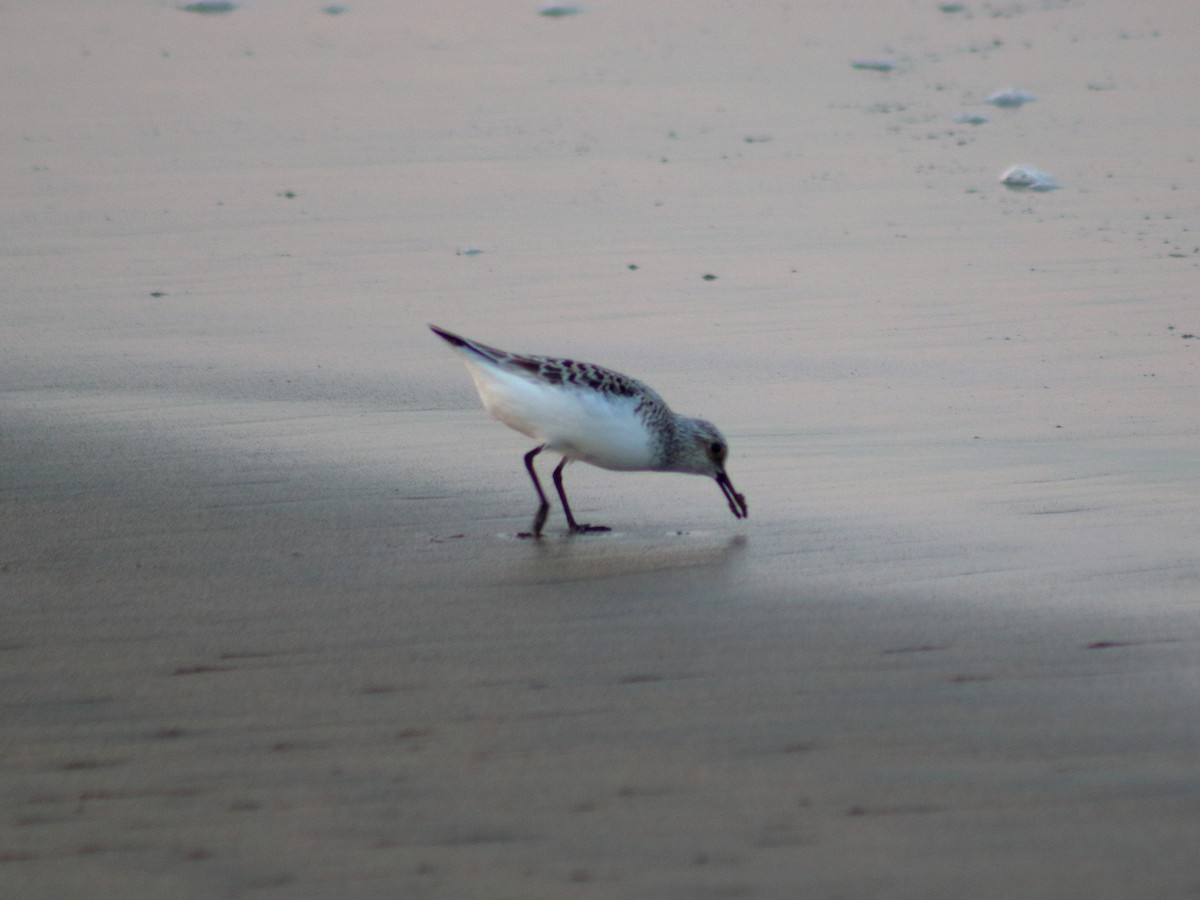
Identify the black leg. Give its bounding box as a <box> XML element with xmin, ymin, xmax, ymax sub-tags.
<box><xmin>552</xmin><ymin>458</ymin><xmax>611</xmax><ymax>534</ymax></box>
<box><xmin>518</xmin><ymin>445</ymin><xmax>550</xmax><ymax>539</ymax></box>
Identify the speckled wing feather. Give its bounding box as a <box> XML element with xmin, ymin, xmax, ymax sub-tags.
<box><xmin>430</xmin><ymin>325</ymin><xmax>670</xmax><ymax>418</ymax></box>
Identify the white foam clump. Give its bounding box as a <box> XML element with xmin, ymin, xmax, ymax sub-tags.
<box><xmin>999</xmin><ymin>165</ymin><xmax>1060</xmax><ymax>191</ymax></box>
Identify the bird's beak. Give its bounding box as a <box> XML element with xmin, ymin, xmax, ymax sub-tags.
<box><xmin>716</xmin><ymin>469</ymin><xmax>748</xmax><ymax>519</ymax></box>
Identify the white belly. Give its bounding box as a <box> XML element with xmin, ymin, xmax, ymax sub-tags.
<box><xmin>464</xmin><ymin>360</ymin><xmax>657</xmax><ymax>471</ymax></box>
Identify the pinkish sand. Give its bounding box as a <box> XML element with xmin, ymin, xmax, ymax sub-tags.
<box><xmin>2</xmin><ymin>1</ymin><xmax>1199</xmax><ymax>897</ymax></box>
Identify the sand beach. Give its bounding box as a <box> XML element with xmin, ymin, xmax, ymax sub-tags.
<box><xmin>2</xmin><ymin>1</ymin><xmax>1198</xmax><ymax>896</ymax></box>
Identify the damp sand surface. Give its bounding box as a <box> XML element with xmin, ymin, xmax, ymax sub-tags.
<box><xmin>2</xmin><ymin>2</ymin><xmax>1199</xmax><ymax>896</ymax></box>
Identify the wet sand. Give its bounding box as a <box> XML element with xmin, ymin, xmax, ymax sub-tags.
<box><xmin>3</xmin><ymin>1</ymin><xmax>1199</xmax><ymax>896</ymax></box>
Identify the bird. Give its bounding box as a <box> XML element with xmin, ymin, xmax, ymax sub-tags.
<box><xmin>430</xmin><ymin>325</ymin><xmax>748</xmax><ymax>537</ymax></box>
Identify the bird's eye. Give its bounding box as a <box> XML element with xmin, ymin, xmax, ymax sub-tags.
<box><xmin>710</xmin><ymin>441</ymin><xmax>724</xmax><ymax>458</ymax></box>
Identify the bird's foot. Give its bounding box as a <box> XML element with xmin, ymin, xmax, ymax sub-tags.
<box><xmin>569</xmin><ymin>524</ymin><xmax>611</xmax><ymax>535</ymax></box>
<box><xmin>516</xmin><ymin>531</ymin><xmax>543</xmax><ymax>540</ymax></box>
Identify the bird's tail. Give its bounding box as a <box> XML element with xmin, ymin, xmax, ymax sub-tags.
<box><xmin>429</xmin><ymin>325</ymin><xmax>508</xmax><ymax>365</ymax></box>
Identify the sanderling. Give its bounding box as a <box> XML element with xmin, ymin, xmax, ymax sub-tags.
<box><xmin>430</xmin><ymin>325</ymin><xmax>748</xmax><ymax>537</ymax></box>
